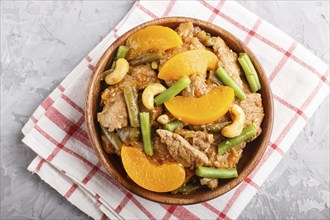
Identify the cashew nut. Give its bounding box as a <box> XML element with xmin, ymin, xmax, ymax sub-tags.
<box><xmin>105</xmin><ymin>58</ymin><xmax>129</xmax><ymax>85</ymax></box>
<box><xmin>221</xmin><ymin>104</ymin><xmax>245</xmax><ymax>138</ymax></box>
<box><xmin>142</xmin><ymin>83</ymin><xmax>166</xmax><ymax>110</ymax></box>
<box><xmin>157</xmin><ymin>114</ymin><xmax>170</xmax><ymax>124</ymax></box>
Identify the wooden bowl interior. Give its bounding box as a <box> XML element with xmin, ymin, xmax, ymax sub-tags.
<box><xmin>85</xmin><ymin>17</ymin><xmax>273</xmax><ymax>205</ymax></box>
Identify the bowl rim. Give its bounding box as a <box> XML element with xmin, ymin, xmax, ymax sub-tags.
<box><xmin>85</xmin><ymin>16</ymin><xmax>274</xmax><ymax>205</ymax></box>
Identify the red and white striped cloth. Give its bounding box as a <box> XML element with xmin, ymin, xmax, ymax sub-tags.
<box><xmin>22</xmin><ymin>1</ymin><xmax>329</xmax><ymax>219</ymax></box>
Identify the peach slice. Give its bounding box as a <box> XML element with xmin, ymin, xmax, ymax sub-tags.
<box><xmin>158</xmin><ymin>50</ymin><xmax>219</xmax><ymax>80</ymax></box>
<box><xmin>164</xmin><ymin>86</ymin><xmax>234</xmax><ymax>125</ymax></box>
<box><xmin>121</xmin><ymin>146</ymin><xmax>185</xmax><ymax>192</ymax></box>
<box><xmin>126</xmin><ymin>25</ymin><xmax>183</xmax><ymax>60</ymax></box>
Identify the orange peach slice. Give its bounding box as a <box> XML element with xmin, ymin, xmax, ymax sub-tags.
<box><xmin>158</xmin><ymin>50</ymin><xmax>219</xmax><ymax>80</ymax></box>
<box><xmin>121</xmin><ymin>146</ymin><xmax>185</xmax><ymax>192</ymax></box>
<box><xmin>164</xmin><ymin>86</ymin><xmax>234</xmax><ymax>125</ymax></box>
<box><xmin>126</xmin><ymin>25</ymin><xmax>183</xmax><ymax>60</ymax></box>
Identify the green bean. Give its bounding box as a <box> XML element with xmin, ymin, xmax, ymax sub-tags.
<box><xmin>171</xmin><ymin>184</ymin><xmax>200</xmax><ymax>195</ymax></box>
<box><xmin>123</xmin><ymin>87</ymin><xmax>140</xmax><ymax>127</ymax></box>
<box><xmin>154</xmin><ymin>76</ymin><xmax>191</xmax><ymax>106</ymax></box>
<box><xmin>218</xmin><ymin>124</ymin><xmax>257</xmax><ymax>155</ymax></box>
<box><xmin>130</xmin><ymin>51</ymin><xmax>164</xmax><ymax>66</ymax></box>
<box><xmin>111</xmin><ymin>45</ymin><xmax>130</xmax><ymax>69</ymax></box>
<box><xmin>139</xmin><ymin>112</ymin><xmax>153</xmax><ymax>156</ymax></box>
<box><xmin>99</xmin><ymin>69</ymin><xmax>113</xmax><ymax>81</ymax></box>
<box><xmin>151</xmin><ymin>61</ymin><xmax>159</xmax><ymax>70</ymax></box>
<box><xmin>238</xmin><ymin>53</ymin><xmax>261</xmax><ymax>93</ymax></box>
<box><xmin>163</xmin><ymin>120</ymin><xmax>181</xmax><ymax>132</ymax></box>
<box><xmin>100</xmin><ymin>125</ymin><xmax>123</xmax><ymax>153</ymax></box>
<box><xmin>216</xmin><ymin>65</ymin><xmax>246</xmax><ymax>100</ymax></box>
<box><xmin>196</xmin><ymin>166</ymin><xmax>238</xmax><ymax>179</ymax></box>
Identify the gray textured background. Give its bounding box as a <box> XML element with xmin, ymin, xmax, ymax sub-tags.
<box><xmin>1</xmin><ymin>1</ymin><xmax>329</xmax><ymax>219</ymax></box>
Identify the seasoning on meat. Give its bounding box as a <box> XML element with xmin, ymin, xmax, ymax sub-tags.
<box><xmin>204</xmin><ymin>144</ymin><xmax>244</xmax><ymax>168</ymax></box>
<box><xmin>176</xmin><ymin>22</ymin><xmax>194</xmax><ymax>41</ymax></box>
<box><xmin>121</xmin><ymin>65</ymin><xmax>159</xmax><ymax>90</ymax></box>
<box><xmin>101</xmin><ymin>65</ymin><xmax>158</xmax><ymax>103</ymax></box>
<box><xmin>151</xmin><ymin>136</ymin><xmax>173</xmax><ymax>165</ymax></box>
<box><xmin>97</xmin><ymin>93</ymin><xmax>128</xmax><ymax>132</ymax></box>
<box><xmin>116</xmin><ymin>127</ymin><xmax>140</xmax><ymax>145</ymax></box>
<box><xmin>157</xmin><ymin>129</ymin><xmax>210</xmax><ymax>167</ymax></box>
<box><xmin>212</xmin><ymin>37</ymin><xmax>244</xmax><ymax>89</ymax></box>
<box><xmin>182</xmin><ymin>74</ymin><xmax>216</xmax><ymax>98</ymax></box>
<box><xmin>239</xmin><ymin>93</ymin><xmax>264</xmax><ymax>139</ymax></box>
<box><xmin>176</xmin><ymin>129</ymin><xmax>214</xmax><ymax>151</ymax></box>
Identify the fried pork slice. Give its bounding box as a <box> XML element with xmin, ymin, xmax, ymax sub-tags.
<box><xmin>97</xmin><ymin>93</ymin><xmax>128</xmax><ymax>132</ymax></box>
<box><xmin>176</xmin><ymin>129</ymin><xmax>214</xmax><ymax>151</ymax></box>
<box><xmin>212</xmin><ymin>37</ymin><xmax>244</xmax><ymax>89</ymax></box>
<box><xmin>239</xmin><ymin>93</ymin><xmax>264</xmax><ymax>139</ymax></box>
<box><xmin>156</xmin><ymin>129</ymin><xmax>209</xmax><ymax>168</ymax></box>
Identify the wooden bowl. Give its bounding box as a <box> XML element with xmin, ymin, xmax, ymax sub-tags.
<box><xmin>85</xmin><ymin>17</ymin><xmax>273</xmax><ymax>205</ymax></box>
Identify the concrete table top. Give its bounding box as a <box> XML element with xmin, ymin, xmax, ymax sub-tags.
<box><xmin>1</xmin><ymin>1</ymin><xmax>329</xmax><ymax>219</ymax></box>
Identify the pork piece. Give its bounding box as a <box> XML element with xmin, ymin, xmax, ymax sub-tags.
<box><xmin>212</xmin><ymin>37</ymin><xmax>244</xmax><ymax>88</ymax></box>
<box><xmin>182</xmin><ymin>74</ymin><xmax>216</xmax><ymax>98</ymax></box>
<box><xmin>121</xmin><ymin>65</ymin><xmax>158</xmax><ymax>90</ymax></box>
<box><xmin>189</xmin><ymin>37</ymin><xmax>205</xmax><ymax>50</ymax></box>
<box><xmin>176</xmin><ymin>22</ymin><xmax>205</xmax><ymax>49</ymax></box>
<box><xmin>101</xmin><ymin>65</ymin><xmax>158</xmax><ymax>102</ymax></box>
<box><xmin>116</xmin><ymin>127</ymin><xmax>140</xmax><ymax>144</ymax></box>
<box><xmin>200</xmin><ymin>178</ymin><xmax>218</xmax><ymax>190</ymax></box>
<box><xmin>97</xmin><ymin>93</ymin><xmax>128</xmax><ymax>132</ymax></box>
<box><xmin>156</xmin><ymin>129</ymin><xmax>209</xmax><ymax>167</ymax></box>
<box><xmin>176</xmin><ymin>129</ymin><xmax>214</xmax><ymax>151</ymax></box>
<box><xmin>194</xmin><ymin>27</ymin><xmax>209</xmax><ymax>42</ymax></box>
<box><xmin>205</xmin><ymin>144</ymin><xmax>244</xmax><ymax>168</ymax></box>
<box><xmin>239</xmin><ymin>93</ymin><xmax>264</xmax><ymax>139</ymax></box>
<box><xmin>176</xmin><ymin>22</ymin><xmax>194</xmax><ymax>42</ymax></box>
<box><xmin>116</xmin><ymin>126</ymin><xmax>143</xmax><ymax>151</ymax></box>
<box><xmin>151</xmin><ymin>136</ymin><xmax>173</xmax><ymax>165</ymax></box>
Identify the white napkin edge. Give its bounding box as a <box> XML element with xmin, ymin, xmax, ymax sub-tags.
<box><xmin>27</xmin><ymin>156</ymin><xmax>106</xmax><ymax>219</ymax></box>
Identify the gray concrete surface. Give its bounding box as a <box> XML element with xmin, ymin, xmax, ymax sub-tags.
<box><xmin>1</xmin><ymin>1</ymin><xmax>329</xmax><ymax>219</ymax></box>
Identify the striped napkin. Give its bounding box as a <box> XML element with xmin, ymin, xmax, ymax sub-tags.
<box><xmin>22</xmin><ymin>0</ymin><xmax>329</xmax><ymax>219</ymax></box>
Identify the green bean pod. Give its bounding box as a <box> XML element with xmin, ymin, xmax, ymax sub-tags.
<box><xmin>154</xmin><ymin>76</ymin><xmax>191</xmax><ymax>106</ymax></box>
<box><xmin>123</xmin><ymin>87</ymin><xmax>140</xmax><ymax>127</ymax></box>
<box><xmin>171</xmin><ymin>184</ymin><xmax>200</xmax><ymax>195</ymax></box>
<box><xmin>130</xmin><ymin>51</ymin><xmax>164</xmax><ymax>66</ymax></box>
<box><xmin>111</xmin><ymin>45</ymin><xmax>130</xmax><ymax>69</ymax></box>
<box><xmin>215</xmin><ymin>65</ymin><xmax>246</xmax><ymax>100</ymax></box>
<box><xmin>218</xmin><ymin>124</ymin><xmax>257</xmax><ymax>155</ymax></box>
<box><xmin>238</xmin><ymin>53</ymin><xmax>261</xmax><ymax>93</ymax></box>
<box><xmin>139</xmin><ymin>112</ymin><xmax>153</xmax><ymax>156</ymax></box>
<box><xmin>196</xmin><ymin>166</ymin><xmax>238</xmax><ymax>179</ymax></box>
<box><xmin>100</xmin><ymin>125</ymin><xmax>123</xmax><ymax>153</ymax></box>
<box><xmin>163</xmin><ymin>120</ymin><xmax>181</xmax><ymax>132</ymax></box>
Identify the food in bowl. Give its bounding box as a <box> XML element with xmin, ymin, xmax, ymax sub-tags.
<box><xmin>97</xmin><ymin>22</ymin><xmax>264</xmax><ymax>194</ymax></box>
